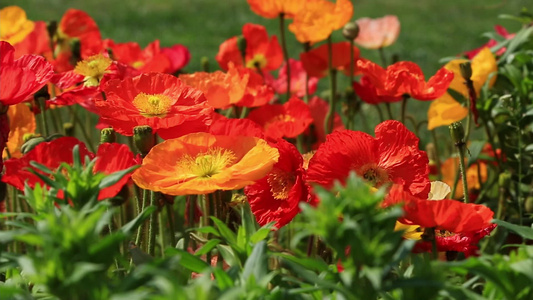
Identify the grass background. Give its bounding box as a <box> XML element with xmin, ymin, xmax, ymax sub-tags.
<box><xmin>1</xmin><ymin>0</ymin><xmax>530</xmax><ymax>145</ymax></box>
<box><xmin>3</xmin><ymin>0</ymin><xmax>530</xmax><ymax>74</ymax></box>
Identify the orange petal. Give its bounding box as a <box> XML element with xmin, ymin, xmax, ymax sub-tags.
<box><xmin>427</xmin><ymin>93</ymin><xmax>468</xmax><ymax>130</ymax></box>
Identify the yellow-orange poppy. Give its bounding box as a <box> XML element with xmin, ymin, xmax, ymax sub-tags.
<box><xmin>0</xmin><ymin>6</ymin><xmax>34</xmax><ymax>45</ymax></box>
<box><xmin>441</xmin><ymin>157</ymin><xmax>488</xmax><ymax>200</ymax></box>
<box><xmin>3</xmin><ymin>103</ymin><xmax>36</xmax><ymax>158</ymax></box>
<box><xmin>288</xmin><ymin>0</ymin><xmax>353</xmax><ymax>44</ymax></box>
<box><xmin>132</xmin><ymin>133</ymin><xmax>279</xmax><ymax>195</ymax></box>
<box><xmin>428</xmin><ymin>48</ymin><xmax>497</xmax><ymax>130</ymax></box>
<box><xmin>247</xmin><ymin>0</ymin><xmax>306</xmax><ymax>19</ymax></box>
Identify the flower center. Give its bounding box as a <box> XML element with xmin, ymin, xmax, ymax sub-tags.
<box><xmin>132</xmin><ymin>93</ymin><xmax>174</xmax><ymax>118</ymax></box>
<box><xmin>246</xmin><ymin>54</ymin><xmax>267</xmax><ymax>70</ymax></box>
<box><xmin>265</xmin><ymin>114</ymin><xmax>295</xmax><ymax>128</ymax></box>
<box><xmin>74</xmin><ymin>54</ymin><xmax>112</xmax><ymax>87</ymax></box>
<box><xmin>358</xmin><ymin>163</ymin><xmax>389</xmax><ymax>188</ymax></box>
<box><xmin>177</xmin><ymin>148</ymin><xmax>237</xmax><ymax>179</ymax></box>
<box><xmin>267</xmin><ymin>169</ymin><xmax>296</xmax><ymax>200</ymax></box>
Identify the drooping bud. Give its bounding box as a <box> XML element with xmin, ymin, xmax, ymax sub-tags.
<box><xmin>449</xmin><ymin>122</ymin><xmax>465</xmax><ymax>147</ymax></box>
<box><xmin>133</xmin><ymin>125</ymin><xmax>155</xmax><ymax>157</ymax></box>
<box><xmin>100</xmin><ymin>128</ymin><xmax>116</xmax><ymax>144</ymax></box>
<box><xmin>21</xmin><ymin>136</ymin><xmax>46</xmax><ymax>154</ymax></box>
<box><xmin>236</xmin><ymin>35</ymin><xmax>247</xmax><ymax>61</ymax></box>
<box><xmin>342</xmin><ymin>22</ymin><xmax>360</xmax><ymax>40</ymax></box>
<box><xmin>201</xmin><ymin>56</ymin><xmax>210</xmax><ymax>72</ymax></box>
<box><xmin>459</xmin><ymin>62</ymin><xmax>473</xmax><ymax>81</ymax></box>
<box><xmin>63</xmin><ymin>122</ymin><xmax>74</xmax><ymax>137</ymax></box>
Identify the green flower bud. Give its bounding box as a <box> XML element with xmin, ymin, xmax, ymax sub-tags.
<box><xmin>342</xmin><ymin>22</ymin><xmax>360</xmax><ymax>40</ymax></box>
<box><xmin>449</xmin><ymin>122</ymin><xmax>465</xmax><ymax>146</ymax></box>
<box><xmin>459</xmin><ymin>62</ymin><xmax>472</xmax><ymax>81</ymax></box>
<box><xmin>100</xmin><ymin>128</ymin><xmax>116</xmax><ymax>144</ymax></box>
<box><xmin>236</xmin><ymin>35</ymin><xmax>247</xmax><ymax>60</ymax></box>
<box><xmin>201</xmin><ymin>56</ymin><xmax>210</xmax><ymax>72</ymax></box>
<box><xmin>133</xmin><ymin>125</ymin><xmax>155</xmax><ymax>157</ymax></box>
<box><xmin>63</xmin><ymin>122</ymin><xmax>74</xmax><ymax>137</ymax></box>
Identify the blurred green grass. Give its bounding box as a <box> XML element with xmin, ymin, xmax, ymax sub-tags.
<box><xmin>3</xmin><ymin>0</ymin><xmax>530</xmax><ymax>74</ymax></box>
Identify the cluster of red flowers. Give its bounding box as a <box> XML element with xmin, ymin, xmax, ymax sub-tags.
<box><xmin>0</xmin><ymin>2</ymin><xmax>498</xmax><ymax>258</ymax></box>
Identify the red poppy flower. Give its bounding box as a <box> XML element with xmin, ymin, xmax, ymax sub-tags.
<box><xmin>353</xmin><ymin>75</ymin><xmax>403</xmax><ymax>104</ymax></box>
<box><xmin>265</xmin><ymin>58</ymin><xmax>318</xmax><ymax>97</ymax></box>
<box><xmin>94</xmin><ymin>143</ymin><xmax>141</xmax><ymax>200</ymax></box>
<box><xmin>209</xmin><ymin>114</ymin><xmax>265</xmax><ymax>138</ymax></box>
<box><xmin>0</xmin><ymin>41</ymin><xmax>54</xmax><ymax>106</ymax></box>
<box><xmin>12</xmin><ymin>21</ymin><xmax>51</xmax><ymax>58</ymax></box>
<box><xmin>216</xmin><ymin>23</ymin><xmax>283</xmax><ymax>72</ymax></box>
<box><xmin>247</xmin><ymin>97</ymin><xmax>313</xmax><ymax>140</ymax></box>
<box><xmin>53</xmin><ymin>9</ymin><xmax>103</xmax><ymax>72</ymax></box>
<box><xmin>2</xmin><ymin>137</ymin><xmax>93</xmax><ymax>191</ymax></box>
<box><xmin>96</xmin><ymin>72</ymin><xmax>213</xmax><ymax>138</ymax></box>
<box><xmin>300</xmin><ymin>42</ymin><xmax>360</xmax><ymax>78</ymax></box>
<box><xmin>0</xmin><ymin>113</ymin><xmax>9</xmax><ymax>173</ymax></box>
<box><xmin>384</xmin><ymin>185</ymin><xmax>494</xmax><ymax>233</ymax></box>
<box><xmin>307</xmin><ymin>96</ymin><xmax>344</xmax><ymax>148</ymax></box>
<box><xmin>307</xmin><ymin>120</ymin><xmax>430</xmax><ymax>198</ymax></box>
<box><xmin>160</xmin><ymin>44</ymin><xmax>191</xmax><ymax>73</ymax></box>
<box><xmin>412</xmin><ymin>224</ymin><xmax>497</xmax><ymax>257</ymax></box>
<box><xmin>356</xmin><ymin>60</ymin><xmax>454</xmax><ymax>101</ymax></box>
<box><xmin>245</xmin><ymin>139</ymin><xmax>310</xmax><ymax>228</ymax></box>
<box><xmin>2</xmin><ymin>137</ymin><xmax>139</xmax><ymax>201</ymax></box>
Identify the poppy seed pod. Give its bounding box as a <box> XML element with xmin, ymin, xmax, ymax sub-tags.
<box><xmin>342</xmin><ymin>22</ymin><xmax>360</xmax><ymax>40</ymax></box>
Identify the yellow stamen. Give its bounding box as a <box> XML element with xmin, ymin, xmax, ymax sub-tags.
<box><xmin>268</xmin><ymin>169</ymin><xmax>295</xmax><ymax>200</ymax></box>
<box><xmin>358</xmin><ymin>163</ymin><xmax>389</xmax><ymax>188</ymax></box>
<box><xmin>74</xmin><ymin>54</ymin><xmax>112</xmax><ymax>87</ymax></box>
<box><xmin>132</xmin><ymin>93</ymin><xmax>174</xmax><ymax>118</ymax></box>
<box><xmin>177</xmin><ymin>148</ymin><xmax>237</xmax><ymax>179</ymax></box>
<box><xmin>246</xmin><ymin>54</ymin><xmax>267</xmax><ymax>70</ymax></box>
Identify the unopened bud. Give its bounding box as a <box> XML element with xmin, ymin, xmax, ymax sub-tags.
<box><xmin>201</xmin><ymin>56</ymin><xmax>210</xmax><ymax>72</ymax></box>
<box><xmin>498</xmin><ymin>172</ymin><xmax>511</xmax><ymax>188</ymax></box>
<box><xmin>100</xmin><ymin>128</ymin><xmax>116</xmax><ymax>144</ymax></box>
<box><xmin>459</xmin><ymin>62</ymin><xmax>472</xmax><ymax>81</ymax></box>
<box><xmin>236</xmin><ymin>35</ymin><xmax>247</xmax><ymax>60</ymax></box>
<box><xmin>342</xmin><ymin>22</ymin><xmax>360</xmax><ymax>40</ymax></box>
<box><xmin>21</xmin><ymin>136</ymin><xmax>46</xmax><ymax>154</ymax></box>
<box><xmin>133</xmin><ymin>125</ymin><xmax>155</xmax><ymax>157</ymax></box>
<box><xmin>63</xmin><ymin>122</ymin><xmax>74</xmax><ymax>137</ymax></box>
<box><xmin>449</xmin><ymin>122</ymin><xmax>465</xmax><ymax>146</ymax></box>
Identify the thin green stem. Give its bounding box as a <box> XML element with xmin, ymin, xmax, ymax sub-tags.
<box><xmin>457</xmin><ymin>145</ymin><xmax>470</xmax><ymax>203</ymax></box>
<box><xmin>378</xmin><ymin>47</ymin><xmax>388</xmax><ymax>67</ymax></box>
<box><xmin>67</xmin><ymin>105</ymin><xmax>95</xmax><ymax>152</ymax></box>
<box><xmin>401</xmin><ymin>95</ymin><xmax>409</xmax><ymax>124</ymax></box>
<box><xmin>324</xmin><ymin>36</ymin><xmax>337</xmax><ymax>135</ymax></box>
<box><xmin>279</xmin><ymin>13</ymin><xmax>291</xmax><ymax>99</ymax></box>
<box><xmin>147</xmin><ymin>191</ymin><xmax>158</xmax><ymax>256</ymax></box>
<box><xmin>135</xmin><ymin>188</ymin><xmax>149</xmax><ymax>247</ymax></box>
<box><xmin>430</xmin><ymin>129</ymin><xmax>442</xmax><ymax>180</ymax></box>
<box><xmin>374</xmin><ymin>105</ymin><xmax>385</xmax><ymax>122</ymax></box>
<box><xmin>385</xmin><ymin>103</ymin><xmax>394</xmax><ymax>120</ymax></box>
<box><xmin>166</xmin><ymin>201</ymin><xmax>177</xmax><ymax>248</ymax></box>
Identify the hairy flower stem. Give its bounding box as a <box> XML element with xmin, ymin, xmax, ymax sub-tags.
<box><xmin>279</xmin><ymin>13</ymin><xmax>291</xmax><ymax>100</ymax></box>
<box><xmin>67</xmin><ymin>105</ymin><xmax>95</xmax><ymax>152</ymax></box>
<box><xmin>135</xmin><ymin>188</ymin><xmax>149</xmax><ymax>247</ymax></box>
<box><xmin>147</xmin><ymin>191</ymin><xmax>158</xmax><ymax>256</ymax></box>
<box><xmin>324</xmin><ymin>36</ymin><xmax>338</xmax><ymax>135</ymax></box>
<box><xmin>456</xmin><ymin>145</ymin><xmax>470</xmax><ymax>203</ymax></box>
<box><xmin>400</xmin><ymin>95</ymin><xmax>409</xmax><ymax>124</ymax></box>
<box><xmin>385</xmin><ymin>103</ymin><xmax>394</xmax><ymax>120</ymax></box>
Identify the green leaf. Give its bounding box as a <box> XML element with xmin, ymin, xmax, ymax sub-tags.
<box><xmin>250</xmin><ymin>223</ymin><xmax>275</xmax><ymax>244</ymax></box>
<box><xmin>212</xmin><ymin>267</ymin><xmax>234</xmax><ymax>290</ymax></box>
<box><xmin>211</xmin><ymin>217</ymin><xmax>237</xmax><ymax>245</ymax></box>
<box><xmin>242</xmin><ymin>240</ymin><xmax>268</xmax><ymax>281</ymax></box>
<box><xmin>467</xmin><ymin>140</ymin><xmax>486</xmax><ymax>166</ymax></box>
<box><xmin>166</xmin><ymin>248</ymin><xmax>210</xmax><ymax>273</ymax></box>
<box><xmin>98</xmin><ymin>165</ymin><xmax>140</xmax><ymax>189</ymax></box>
<box><xmin>120</xmin><ymin>206</ymin><xmax>157</xmax><ymax>235</ymax></box>
<box><xmin>195</xmin><ymin>239</ymin><xmax>222</xmax><ymax>256</ymax></box>
<box><xmin>493</xmin><ymin>219</ymin><xmax>533</xmax><ymax>240</ymax></box>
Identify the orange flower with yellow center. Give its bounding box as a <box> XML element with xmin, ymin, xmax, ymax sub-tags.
<box><xmin>132</xmin><ymin>93</ymin><xmax>173</xmax><ymax>118</ymax></box>
<box><xmin>74</xmin><ymin>54</ymin><xmax>112</xmax><ymax>87</ymax></box>
<box><xmin>0</xmin><ymin>6</ymin><xmax>35</xmax><ymax>45</ymax></box>
<box><xmin>132</xmin><ymin>132</ymin><xmax>279</xmax><ymax>195</ymax></box>
<box><xmin>3</xmin><ymin>103</ymin><xmax>36</xmax><ymax>159</ymax></box>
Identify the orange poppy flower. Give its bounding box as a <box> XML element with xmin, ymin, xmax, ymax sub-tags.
<box><xmin>354</xmin><ymin>15</ymin><xmax>400</xmax><ymax>49</ymax></box>
<box><xmin>247</xmin><ymin>0</ymin><xmax>306</xmax><ymax>19</ymax></box>
<box><xmin>288</xmin><ymin>0</ymin><xmax>353</xmax><ymax>44</ymax></box>
<box><xmin>300</xmin><ymin>41</ymin><xmax>360</xmax><ymax>78</ymax></box>
<box><xmin>216</xmin><ymin>23</ymin><xmax>283</xmax><ymax>72</ymax></box>
<box><xmin>247</xmin><ymin>97</ymin><xmax>313</xmax><ymax>140</ymax></box>
<box><xmin>132</xmin><ymin>132</ymin><xmax>279</xmax><ymax>195</ymax></box>
<box><xmin>180</xmin><ymin>62</ymin><xmax>273</xmax><ymax>109</ymax></box>
<box><xmin>357</xmin><ymin>60</ymin><xmax>454</xmax><ymax>101</ymax></box>
<box><xmin>96</xmin><ymin>72</ymin><xmax>213</xmax><ymax>138</ymax></box>
<box><xmin>3</xmin><ymin>103</ymin><xmax>36</xmax><ymax>158</ymax></box>
<box><xmin>0</xmin><ymin>41</ymin><xmax>54</xmax><ymax>106</ymax></box>
<box><xmin>0</xmin><ymin>6</ymin><xmax>34</xmax><ymax>45</ymax></box>
<box><xmin>12</xmin><ymin>20</ymin><xmax>50</xmax><ymax>58</ymax></box>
